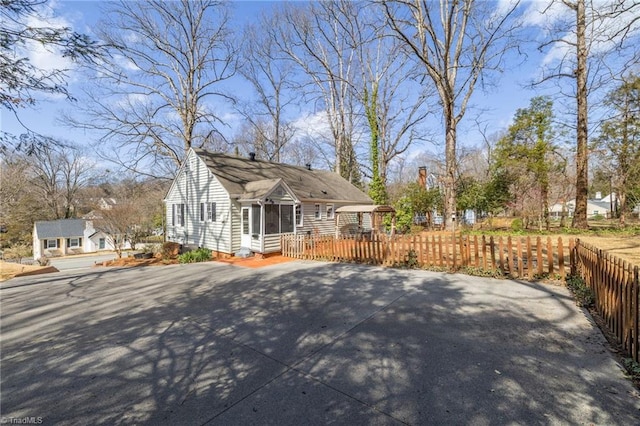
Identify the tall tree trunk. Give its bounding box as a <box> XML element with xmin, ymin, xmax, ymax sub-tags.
<box><xmin>572</xmin><ymin>0</ymin><xmax>589</xmax><ymax>229</ymax></box>
<box><xmin>444</xmin><ymin>113</ymin><xmax>457</xmax><ymax>230</ymax></box>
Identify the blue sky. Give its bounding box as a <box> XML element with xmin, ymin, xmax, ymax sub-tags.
<box><xmin>2</xmin><ymin>0</ymin><xmax>603</xmax><ymax>167</ymax></box>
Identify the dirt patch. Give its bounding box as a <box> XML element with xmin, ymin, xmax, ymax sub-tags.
<box><xmin>96</xmin><ymin>253</ymin><xmax>294</xmax><ymax>269</ymax></box>
<box><xmin>0</xmin><ymin>261</ymin><xmax>58</xmax><ymax>281</ymax></box>
<box><xmin>216</xmin><ymin>254</ymin><xmax>295</xmax><ymax>269</ymax></box>
<box><xmin>97</xmin><ymin>255</ymin><xmax>179</xmax><ymax>268</ymax></box>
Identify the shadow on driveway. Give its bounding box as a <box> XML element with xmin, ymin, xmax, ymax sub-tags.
<box><xmin>1</xmin><ymin>261</ymin><xmax>638</xmax><ymax>424</ymax></box>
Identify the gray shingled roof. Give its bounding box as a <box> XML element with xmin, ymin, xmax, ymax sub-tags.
<box><xmin>194</xmin><ymin>149</ymin><xmax>372</xmax><ymax>204</ymax></box>
<box><xmin>34</xmin><ymin>219</ymin><xmax>86</xmax><ymax>239</ymax></box>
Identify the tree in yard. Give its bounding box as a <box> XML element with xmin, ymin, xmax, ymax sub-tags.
<box><xmin>381</xmin><ymin>0</ymin><xmax>522</xmax><ymax>230</ymax></box>
<box><xmin>534</xmin><ymin>0</ymin><xmax>640</xmax><ymax>228</ymax></box>
<box><xmin>237</xmin><ymin>13</ymin><xmax>297</xmax><ymax>163</ymax></box>
<box><xmin>67</xmin><ymin>0</ymin><xmax>237</xmax><ymax>178</ymax></box>
<box><xmin>324</xmin><ymin>2</ymin><xmax>431</xmax><ymax>204</ymax></box>
<box><xmin>1</xmin><ymin>0</ymin><xmax>102</xmax><ymax>152</ymax></box>
<box><xmin>28</xmin><ymin>141</ymin><xmax>95</xmax><ymax>219</ymax></box>
<box><xmin>492</xmin><ymin>96</ymin><xmax>565</xmax><ymax>230</ymax></box>
<box><xmin>272</xmin><ymin>1</ymin><xmax>362</xmax><ymax>185</ymax></box>
<box><xmin>93</xmin><ymin>202</ymin><xmax>140</xmax><ymax>258</ymax></box>
<box><xmin>0</xmin><ymin>153</ymin><xmax>42</xmax><ymax>246</ymax></box>
<box><xmin>90</xmin><ymin>178</ymin><xmax>167</xmax><ymax>254</ymax></box>
<box><xmin>596</xmin><ymin>74</ymin><xmax>640</xmax><ymax>225</ymax></box>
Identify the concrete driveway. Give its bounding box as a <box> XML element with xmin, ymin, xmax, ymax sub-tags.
<box><xmin>49</xmin><ymin>253</ymin><xmax>118</xmax><ymax>271</ymax></box>
<box><xmin>1</xmin><ymin>261</ymin><xmax>639</xmax><ymax>425</ymax></box>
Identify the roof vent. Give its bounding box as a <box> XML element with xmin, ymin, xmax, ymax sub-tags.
<box><xmin>249</xmin><ymin>152</ymin><xmax>256</xmax><ymax>161</ymax></box>
<box><xmin>305</xmin><ymin>163</ymin><xmax>312</xmax><ymax>170</ymax></box>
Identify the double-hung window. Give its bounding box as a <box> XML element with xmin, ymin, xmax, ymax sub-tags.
<box><xmin>67</xmin><ymin>238</ymin><xmax>81</xmax><ymax>248</ymax></box>
<box><xmin>46</xmin><ymin>239</ymin><xmax>58</xmax><ymax>249</ymax></box>
<box><xmin>207</xmin><ymin>202</ymin><xmax>216</xmax><ymax>222</ymax></box>
<box><xmin>200</xmin><ymin>202</ymin><xmax>216</xmax><ymax>222</ymax></box>
<box><xmin>326</xmin><ymin>204</ymin><xmax>334</xmax><ymax>220</ymax></box>
<box><xmin>295</xmin><ymin>205</ymin><xmax>303</xmax><ymax>227</ymax></box>
<box><xmin>173</xmin><ymin>204</ymin><xmax>185</xmax><ymax>226</ymax></box>
<box><xmin>314</xmin><ymin>204</ymin><xmax>321</xmax><ymax>220</ymax></box>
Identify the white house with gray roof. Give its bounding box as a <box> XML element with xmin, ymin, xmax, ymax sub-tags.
<box><xmin>163</xmin><ymin>148</ymin><xmax>373</xmax><ymax>256</ymax></box>
<box><xmin>33</xmin><ymin>219</ymin><xmax>129</xmax><ymax>259</ymax></box>
<box><xmin>549</xmin><ymin>197</ymin><xmax>614</xmax><ymax>219</ymax></box>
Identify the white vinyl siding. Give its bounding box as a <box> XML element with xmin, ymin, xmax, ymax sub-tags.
<box><xmin>295</xmin><ymin>202</ymin><xmax>368</xmax><ymax>236</ymax></box>
<box><xmin>164</xmin><ymin>150</ymin><xmax>232</xmax><ymax>252</ymax></box>
<box><xmin>231</xmin><ymin>201</ymin><xmax>241</xmax><ymax>253</ymax></box>
<box><xmin>263</xmin><ymin>234</ymin><xmax>281</xmax><ymax>253</ymax></box>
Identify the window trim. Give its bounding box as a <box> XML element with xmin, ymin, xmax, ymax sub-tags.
<box><xmin>314</xmin><ymin>203</ymin><xmax>321</xmax><ymax>220</ymax></box>
<box><xmin>208</xmin><ymin>202</ymin><xmax>216</xmax><ymax>222</ymax></box>
<box><xmin>295</xmin><ymin>204</ymin><xmax>303</xmax><ymax>227</ymax></box>
<box><xmin>326</xmin><ymin>203</ymin><xmax>334</xmax><ymax>220</ymax></box>
<box><xmin>46</xmin><ymin>239</ymin><xmax>58</xmax><ymax>249</ymax></box>
<box><xmin>174</xmin><ymin>203</ymin><xmax>185</xmax><ymax>227</ymax></box>
<box><xmin>199</xmin><ymin>203</ymin><xmax>205</xmax><ymax>222</ymax></box>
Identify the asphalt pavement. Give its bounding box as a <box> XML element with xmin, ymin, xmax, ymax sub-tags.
<box><xmin>49</xmin><ymin>253</ymin><xmax>120</xmax><ymax>271</ymax></box>
<box><xmin>1</xmin><ymin>261</ymin><xmax>639</xmax><ymax>425</ymax></box>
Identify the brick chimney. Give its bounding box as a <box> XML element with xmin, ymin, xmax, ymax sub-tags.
<box><xmin>418</xmin><ymin>167</ymin><xmax>427</xmax><ymax>188</ymax></box>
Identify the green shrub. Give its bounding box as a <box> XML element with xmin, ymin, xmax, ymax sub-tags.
<box><xmin>566</xmin><ymin>275</ymin><xmax>594</xmax><ymax>307</ymax></box>
<box><xmin>510</xmin><ymin>218</ymin><xmax>524</xmax><ymax>232</ymax></box>
<box><xmin>178</xmin><ymin>248</ymin><xmax>212</xmax><ymax>264</ymax></box>
<box><xmin>406</xmin><ymin>249</ymin><xmax>419</xmax><ymax>268</ymax></box>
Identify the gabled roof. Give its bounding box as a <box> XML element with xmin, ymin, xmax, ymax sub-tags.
<box><xmin>34</xmin><ymin>219</ymin><xmax>86</xmax><ymax>239</ymax></box>
<box><xmin>241</xmin><ymin>178</ymin><xmax>285</xmax><ymax>201</ymax></box>
<box><xmin>193</xmin><ymin>149</ymin><xmax>372</xmax><ymax>204</ymax></box>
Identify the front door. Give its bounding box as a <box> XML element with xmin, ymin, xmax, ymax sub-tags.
<box><xmin>241</xmin><ymin>207</ymin><xmax>251</xmax><ymax>248</ymax></box>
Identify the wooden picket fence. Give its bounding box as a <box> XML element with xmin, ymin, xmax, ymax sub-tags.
<box><xmin>281</xmin><ymin>233</ymin><xmax>574</xmax><ymax>279</ymax></box>
<box><xmin>573</xmin><ymin>240</ymin><xmax>640</xmax><ymax>363</ymax></box>
<box><xmin>281</xmin><ymin>232</ymin><xmax>640</xmax><ymax>363</ymax></box>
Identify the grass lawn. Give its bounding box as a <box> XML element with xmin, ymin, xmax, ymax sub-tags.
<box><xmin>465</xmin><ymin>220</ymin><xmax>640</xmax><ymax>266</ymax></box>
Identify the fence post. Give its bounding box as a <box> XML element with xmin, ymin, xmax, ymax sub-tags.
<box><xmin>570</xmin><ymin>238</ymin><xmax>578</xmax><ymax>276</ymax></box>
<box><xmin>635</xmin><ymin>266</ymin><xmax>639</xmax><ymax>363</ymax></box>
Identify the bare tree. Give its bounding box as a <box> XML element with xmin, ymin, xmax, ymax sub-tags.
<box><xmin>237</xmin><ymin>13</ymin><xmax>297</xmax><ymax>162</ymax></box>
<box><xmin>272</xmin><ymin>2</ymin><xmax>362</xmax><ymax>184</ymax></box>
<box><xmin>28</xmin><ymin>142</ymin><xmax>94</xmax><ymax>219</ymax></box>
<box><xmin>381</xmin><ymin>0</ymin><xmax>521</xmax><ymax>230</ymax></box>
<box><xmin>533</xmin><ymin>0</ymin><xmax>640</xmax><ymax>228</ymax></box>
<box><xmin>329</xmin><ymin>1</ymin><xmax>431</xmax><ymax>203</ymax></box>
<box><xmin>66</xmin><ymin>0</ymin><xmax>236</xmax><ymax>178</ymax></box>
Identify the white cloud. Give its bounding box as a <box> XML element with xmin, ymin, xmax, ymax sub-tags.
<box><xmin>291</xmin><ymin>111</ymin><xmax>332</xmax><ymax>140</ymax></box>
<box><xmin>22</xmin><ymin>3</ymin><xmax>75</xmax><ymax>73</ymax></box>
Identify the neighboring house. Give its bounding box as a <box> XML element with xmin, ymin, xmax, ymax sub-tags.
<box><xmin>549</xmin><ymin>198</ymin><xmax>612</xmax><ymax>219</ymax></box>
<box><xmin>33</xmin><ymin>219</ymin><xmax>130</xmax><ymax>260</ymax></box>
<box><xmin>164</xmin><ymin>148</ymin><xmax>373</xmax><ymax>256</ymax></box>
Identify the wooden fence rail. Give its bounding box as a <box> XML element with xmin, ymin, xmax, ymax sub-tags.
<box><xmin>573</xmin><ymin>240</ymin><xmax>640</xmax><ymax>363</ymax></box>
<box><xmin>281</xmin><ymin>233</ymin><xmax>574</xmax><ymax>280</ymax></box>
